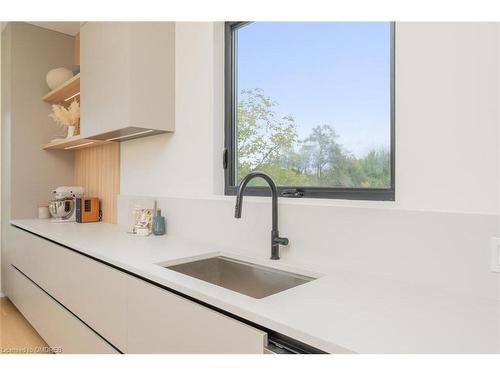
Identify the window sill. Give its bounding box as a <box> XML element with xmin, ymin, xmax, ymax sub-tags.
<box><xmin>192</xmin><ymin>193</ymin><xmax>397</xmax><ymax>210</ymax></box>
<box><xmin>225</xmin><ymin>186</ymin><xmax>394</xmax><ymax>202</ymax></box>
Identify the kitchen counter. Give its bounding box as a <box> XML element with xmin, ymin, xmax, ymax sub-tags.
<box><xmin>9</xmin><ymin>219</ymin><xmax>500</xmax><ymax>353</ymax></box>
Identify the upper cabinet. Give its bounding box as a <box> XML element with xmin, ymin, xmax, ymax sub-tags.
<box><xmin>80</xmin><ymin>22</ymin><xmax>175</xmax><ymax>142</ymax></box>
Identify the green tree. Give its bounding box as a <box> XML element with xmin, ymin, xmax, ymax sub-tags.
<box><xmin>299</xmin><ymin>124</ymin><xmax>353</xmax><ymax>186</ymax></box>
<box><xmin>302</xmin><ymin>125</ymin><xmax>337</xmax><ymax>179</ymax></box>
<box><xmin>237</xmin><ymin>88</ymin><xmax>305</xmax><ymax>185</ymax></box>
<box><xmin>357</xmin><ymin>150</ymin><xmax>391</xmax><ymax>188</ymax></box>
<box><xmin>236</xmin><ymin>88</ymin><xmax>390</xmax><ymax>189</ymax></box>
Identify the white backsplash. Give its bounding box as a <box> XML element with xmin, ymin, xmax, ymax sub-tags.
<box><xmin>118</xmin><ymin>194</ymin><xmax>500</xmax><ymax>301</ymax></box>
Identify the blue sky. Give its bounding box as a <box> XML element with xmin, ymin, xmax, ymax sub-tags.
<box><xmin>237</xmin><ymin>22</ymin><xmax>391</xmax><ymax>157</ymax></box>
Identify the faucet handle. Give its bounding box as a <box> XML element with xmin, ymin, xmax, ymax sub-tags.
<box><xmin>274</xmin><ymin>236</ymin><xmax>289</xmax><ymax>246</ymax></box>
<box><xmin>281</xmin><ymin>188</ymin><xmax>304</xmax><ymax>198</ymax></box>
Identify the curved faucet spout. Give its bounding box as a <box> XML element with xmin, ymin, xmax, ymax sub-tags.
<box><xmin>234</xmin><ymin>171</ymin><xmax>288</xmax><ymax>260</ymax></box>
<box><xmin>235</xmin><ymin>171</ymin><xmax>277</xmax><ymax>221</ymax></box>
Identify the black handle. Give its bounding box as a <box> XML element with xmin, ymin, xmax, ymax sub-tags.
<box><xmin>281</xmin><ymin>188</ymin><xmax>304</xmax><ymax>198</ymax></box>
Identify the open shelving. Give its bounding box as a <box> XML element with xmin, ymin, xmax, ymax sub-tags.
<box><xmin>42</xmin><ymin>73</ymin><xmax>112</xmax><ymax>151</ymax></box>
<box><xmin>42</xmin><ymin>135</ymin><xmax>108</xmax><ymax>151</ymax></box>
<box><xmin>42</xmin><ymin>73</ymin><xmax>80</xmax><ymax>104</ymax></box>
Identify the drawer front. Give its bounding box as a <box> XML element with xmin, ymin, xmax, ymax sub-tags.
<box><xmin>8</xmin><ymin>265</ymin><xmax>118</xmax><ymax>354</ymax></box>
<box><xmin>8</xmin><ymin>226</ymin><xmax>128</xmax><ymax>351</ymax></box>
<box><xmin>126</xmin><ymin>276</ymin><xmax>268</xmax><ymax>354</ymax></box>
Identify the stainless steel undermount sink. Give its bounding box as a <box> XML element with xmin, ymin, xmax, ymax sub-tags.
<box><xmin>164</xmin><ymin>256</ymin><xmax>316</xmax><ymax>299</ymax></box>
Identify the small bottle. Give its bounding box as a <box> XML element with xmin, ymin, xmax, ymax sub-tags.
<box><xmin>152</xmin><ymin>209</ymin><xmax>166</xmax><ymax>236</ymax></box>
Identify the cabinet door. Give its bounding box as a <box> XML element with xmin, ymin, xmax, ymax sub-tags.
<box><xmin>127</xmin><ymin>277</ymin><xmax>268</xmax><ymax>354</ymax></box>
<box><xmin>127</xmin><ymin>22</ymin><xmax>175</xmax><ymax>132</ymax></box>
<box><xmin>80</xmin><ymin>22</ymin><xmax>175</xmax><ymax>138</ymax></box>
<box><xmin>80</xmin><ymin>22</ymin><xmax>130</xmax><ymax>138</ymax></box>
<box><xmin>79</xmin><ymin>21</ymin><xmax>100</xmax><ymax>137</ymax></box>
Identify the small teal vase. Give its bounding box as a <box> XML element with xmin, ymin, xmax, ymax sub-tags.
<box><xmin>152</xmin><ymin>210</ymin><xmax>166</xmax><ymax>235</ymax></box>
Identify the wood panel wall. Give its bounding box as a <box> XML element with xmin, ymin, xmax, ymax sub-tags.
<box><xmin>74</xmin><ymin>143</ymin><xmax>120</xmax><ymax>223</ymax></box>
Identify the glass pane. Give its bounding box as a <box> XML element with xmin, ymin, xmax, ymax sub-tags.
<box><xmin>235</xmin><ymin>22</ymin><xmax>392</xmax><ymax>188</ymax></box>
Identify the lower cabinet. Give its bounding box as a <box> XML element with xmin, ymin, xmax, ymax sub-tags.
<box><xmin>5</xmin><ymin>226</ymin><xmax>268</xmax><ymax>354</ymax></box>
<box><xmin>127</xmin><ymin>277</ymin><xmax>267</xmax><ymax>354</ymax></box>
<box><xmin>7</xmin><ymin>265</ymin><xmax>118</xmax><ymax>354</ymax></box>
<box><xmin>7</xmin><ymin>226</ymin><xmax>128</xmax><ymax>351</ymax></box>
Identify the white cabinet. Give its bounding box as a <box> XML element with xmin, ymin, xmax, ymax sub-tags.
<box><xmin>7</xmin><ymin>265</ymin><xmax>117</xmax><ymax>354</ymax></box>
<box><xmin>80</xmin><ymin>22</ymin><xmax>175</xmax><ymax>141</ymax></box>
<box><xmin>7</xmin><ymin>226</ymin><xmax>128</xmax><ymax>352</ymax></box>
<box><xmin>126</xmin><ymin>276</ymin><xmax>268</xmax><ymax>354</ymax></box>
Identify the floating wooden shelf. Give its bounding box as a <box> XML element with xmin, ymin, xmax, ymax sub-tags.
<box><xmin>42</xmin><ymin>73</ymin><xmax>80</xmax><ymax>104</ymax></box>
<box><xmin>43</xmin><ymin>135</ymin><xmax>109</xmax><ymax>151</ymax></box>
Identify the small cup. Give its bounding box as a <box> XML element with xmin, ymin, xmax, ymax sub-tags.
<box><xmin>38</xmin><ymin>206</ymin><xmax>50</xmax><ymax>219</ymax></box>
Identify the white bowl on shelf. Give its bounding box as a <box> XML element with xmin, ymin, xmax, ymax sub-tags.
<box><xmin>46</xmin><ymin>68</ymin><xmax>73</xmax><ymax>90</ymax></box>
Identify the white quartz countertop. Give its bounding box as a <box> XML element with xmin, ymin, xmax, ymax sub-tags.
<box><xmin>10</xmin><ymin>219</ymin><xmax>499</xmax><ymax>353</ymax></box>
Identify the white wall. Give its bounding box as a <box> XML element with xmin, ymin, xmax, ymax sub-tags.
<box><xmin>4</xmin><ymin>23</ymin><xmax>75</xmax><ymax>220</ymax></box>
<box><xmin>1</xmin><ymin>23</ymin><xmax>75</xmax><ymax>294</ymax></box>
<box><xmin>119</xmin><ymin>23</ymin><xmax>500</xmax><ymax>301</ymax></box>
<box><xmin>396</xmin><ymin>23</ymin><xmax>500</xmax><ymax>214</ymax></box>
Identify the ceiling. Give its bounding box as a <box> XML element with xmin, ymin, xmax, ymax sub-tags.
<box><xmin>28</xmin><ymin>22</ymin><xmax>81</xmax><ymax>36</ymax></box>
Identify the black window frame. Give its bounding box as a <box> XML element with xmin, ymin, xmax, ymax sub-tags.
<box><xmin>224</xmin><ymin>21</ymin><xmax>395</xmax><ymax>201</ymax></box>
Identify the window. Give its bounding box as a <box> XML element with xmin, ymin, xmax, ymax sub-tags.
<box><xmin>224</xmin><ymin>22</ymin><xmax>395</xmax><ymax>200</ymax></box>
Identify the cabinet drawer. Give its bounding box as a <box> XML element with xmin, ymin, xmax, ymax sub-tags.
<box><xmin>8</xmin><ymin>265</ymin><xmax>118</xmax><ymax>354</ymax></box>
<box><xmin>8</xmin><ymin>226</ymin><xmax>127</xmax><ymax>351</ymax></box>
<box><xmin>126</xmin><ymin>276</ymin><xmax>268</xmax><ymax>353</ymax></box>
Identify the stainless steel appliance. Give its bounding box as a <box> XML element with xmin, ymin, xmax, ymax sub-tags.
<box><xmin>48</xmin><ymin>186</ymin><xmax>84</xmax><ymax>223</ymax></box>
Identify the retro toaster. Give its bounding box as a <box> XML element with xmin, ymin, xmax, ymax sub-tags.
<box><xmin>75</xmin><ymin>197</ymin><xmax>101</xmax><ymax>223</ymax></box>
